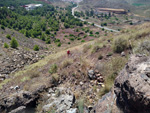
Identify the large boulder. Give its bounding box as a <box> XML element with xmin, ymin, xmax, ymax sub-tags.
<box><xmin>92</xmin><ymin>55</ymin><xmax>150</xmax><ymax>113</ymax></box>
<box><xmin>114</xmin><ymin>55</ymin><xmax>150</xmax><ymax>113</ymax></box>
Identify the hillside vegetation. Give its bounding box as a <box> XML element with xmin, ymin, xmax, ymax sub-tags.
<box><xmin>1</xmin><ymin>22</ymin><xmax>150</xmax><ymax>112</ymax></box>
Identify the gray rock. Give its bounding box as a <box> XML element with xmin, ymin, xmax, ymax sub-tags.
<box><xmin>114</xmin><ymin>55</ymin><xmax>150</xmax><ymax>113</ymax></box>
<box><xmin>66</xmin><ymin>108</ymin><xmax>77</xmax><ymax>113</ymax></box>
<box><xmin>88</xmin><ymin>70</ymin><xmax>95</xmax><ymax>79</ymax></box>
<box><xmin>42</xmin><ymin>87</ymin><xmax>75</xmax><ymax>113</ymax></box>
<box><xmin>121</xmin><ymin>51</ymin><xmax>125</xmax><ymax>57</ymax></box>
<box><xmin>9</xmin><ymin>106</ymin><xmax>26</xmax><ymax>113</ymax></box>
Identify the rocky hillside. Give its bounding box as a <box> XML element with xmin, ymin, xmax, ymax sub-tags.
<box><xmin>0</xmin><ymin>21</ymin><xmax>150</xmax><ymax>113</ymax></box>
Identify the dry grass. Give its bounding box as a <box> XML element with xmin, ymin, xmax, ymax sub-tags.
<box><xmin>51</xmin><ymin>73</ymin><xmax>59</xmax><ymax>85</ymax></box>
<box><xmin>135</xmin><ymin>40</ymin><xmax>150</xmax><ymax>55</ymax></box>
<box><xmin>91</xmin><ymin>44</ymin><xmax>104</xmax><ymax>54</ymax></box>
<box><xmin>113</xmin><ymin>36</ymin><xmax>129</xmax><ymax>53</ymax></box>
<box><xmin>96</xmin><ymin>56</ymin><xmax>127</xmax><ymax>97</ymax></box>
<box><xmin>60</xmin><ymin>58</ymin><xmax>73</xmax><ymax>68</ymax></box>
<box><xmin>49</xmin><ymin>64</ymin><xmax>58</xmax><ymax>74</ymax></box>
<box><xmin>83</xmin><ymin>44</ymin><xmax>92</xmax><ymax>53</ymax></box>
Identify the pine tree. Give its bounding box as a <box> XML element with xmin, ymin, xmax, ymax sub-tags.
<box><xmin>10</xmin><ymin>37</ymin><xmax>19</xmax><ymax>49</ymax></box>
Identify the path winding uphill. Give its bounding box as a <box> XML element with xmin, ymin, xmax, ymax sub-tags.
<box><xmin>72</xmin><ymin>5</ymin><xmax>119</xmax><ymax>32</ymax></box>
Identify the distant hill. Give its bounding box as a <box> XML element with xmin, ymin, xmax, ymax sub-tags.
<box><xmin>80</xmin><ymin>0</ymin><xmax>150</xmax><ymax>18</ymax></box>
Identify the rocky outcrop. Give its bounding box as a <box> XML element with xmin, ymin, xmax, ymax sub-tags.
<box><xmin>42</xmin><ymin>87</ymin><xmax>76</xmax><ymax>113</ymax></box>
<box><xmin>92</xmin><ymin>55</ymin><xmax>150</xmax><ymax>113</ymax></box>
<box><xmin>114</xmin><ymin>55</ymin><xmax>150</xmax><ymax>113</ymax></box>
<box><xmin>0</xmin><ymin>85</ymin><xmax>46</xmax><ymax>113</ymax></box>
<box><xmin>0</xmin><ymin>49</ymin><xmax>51</xmax><ymax>75</ymax></box>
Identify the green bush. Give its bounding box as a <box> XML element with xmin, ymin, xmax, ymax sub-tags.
<box><xmin>77</xmin><ymin>37</ymin><xmax>82</xmax><ymax>40</ymax></box>
<box><xmin>1</xmin><ymin>25</ymin><xmax>5</xmax><ymax>30</ymax></box>
<box><xmin>6</xmin><ymin>34</ymin><xmax>11</xmax><ymax>39</ymax></box>
<box><xmin>10</xmin><ymin>37</ymin><xmax>19</xmax><ymax>49</ymax></box>
<box><xmin>33</xmin><ymin>45</ymin><xmax>39</xmax><ymax>51</ymax></box>
<box><xmin>83</xmin><ymin>35</ymin><xmax>87</xmax><ymax>38</ymax></box>
<box><xmin>49</xmin><ymin>64</ymin><xmax>58</xmax><ymax>74</ymax></box>
<box><xmin>70</xmin><ymin>38</ymin><xmax>74</xmax><ymax>41</ymax></box>
<box><xmin>81</xmin><ymin>40</ymin><xmax>85</xmax><ymax>43</ymax></box>
<box><xmin>57</xmin><ymin>42</ymin><xmax>61</xmax><ymax>47</ymax></box>
<box><xmin>55</xmin><ymin>39</ymin><xmax>60</xmax><ymax>43</ymax></box>
<box><xmin>113</xmin><ymin>37</ymin><xmax>128</xmax><ymax>53</ymax></box>
<box><xmin>46</xmin><ymin>38</ymin><xmax>51</xmax><ymax>44</ymax></box>
<box><xmin>4</xmin><ymin>43</ymin><xmax>9</xmax><ymax>48</ymax></box>
<box><xmin>95</xmin><ymin>32</ymin><xmax>99</xmax><ymax>35</ymax></box>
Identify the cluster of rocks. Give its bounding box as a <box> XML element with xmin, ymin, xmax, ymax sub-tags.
<box><xmin>0</xmin><ymin>49</ymin><xmax>51</xmax><ymax>76</ymax></box>
<box><xmin>42</xmin><ymin>87</ymin><xmax>77</xmax><ymax>113</ymax></box>
<box><xmin>88</xmin><ymin>70</ymin><xmax>104</xmax><ymax>86</ymax></box>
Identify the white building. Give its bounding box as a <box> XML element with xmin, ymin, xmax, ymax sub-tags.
<box><xmin>24</xmin><ymin>4</ymin><xmax>43</xmax><ymax>11</ymax></box>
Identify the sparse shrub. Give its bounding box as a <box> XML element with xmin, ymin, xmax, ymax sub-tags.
<box><xmin>65</xmin><ymin>35</ymin><xmax>68</xmax><ymax>37</ymax></box>
<box><xmin>98</xmin><ymin>84</ymin><xmax>110</xmax><ymax>97</ymax></box>
<box><xmin>30</xmin><ymin>70</ymin><xmax>40</xmax><ymax>79</ymax></box>
<box><xmin>89</xmin><ymin>34</ymin><xmax>94</xmax><ymax>37</ymax></box>
<box><xmin>113</xmin><ymin>37</ymin><xmax>128</xmax><ymax>53</ymax></box>
<box><xmin>107</xmin><ymin>52</ymin><xmax>113</xmax><ymax>57</ymax></box>
<box><xmin>57</xmin><ymin>42</ymin><xmax>61</xmax><ymax>47</ymax></box>
<box><xmin>70</xmin><ymin>37</ymin><xmax>74</xmax><ymax>41</ymax></box>
<box><xmin>81</xmin><ymin>40</ymin><xmax>85</xmax><ymax>43</ymax></box>
<box><xmin>102</xmin><ymin>28</ymin><xmax>105</xmax><ymax>31</ymax></box>
<box><xmin>83</xmin><ymin>44</ymin><xmax>92</xmax><ymax>53</ymax></box>
<box><xmin>68</xmin><ymin>42</ymin><xmax>71</xmax><ymax>44</ymax></box>
<box><xmin>1</xmin><ymin>25</ymin><xmax>5</xmax><ymax>30</ymax></box>
<box><xmin>95</xmin><ymin>32</ymin><xmax>99</xmax><ymax>35</ymax></box>
<box><xmin>33</xmin><ymin>45</ymin><xmax>39</xmax><ymax>51</ymax></box>
<box><xmin>91</xmin><ymin>44</ymin><xmax>103</xmax><ymax>53</ymax></box>
<box><xmin>51</xmin><ymin>73</ymin><xmax>59</xmax><ymax>85</ymax></box>
<box><xmin>46</xmin><ymin>38</ymin><xmax>51</xmax><ymax>44</ymax></box>
<box><xmin>77</xmin><ymin>37</ymin><xmax>82</xmax><ymax>40</ymax></box>
<box><xmin>10</xmin><ymin>37</ymin><xmax>19</xmax><ymax>49</ymax></box>
<box><xmin>21</xmin><ymin>77</ymin><xmax>30</xmax><ymax>82</ymax></box>
<box><xmin>90</xmin><ymin>31</ymin><xmax>93</xmax><ymax>34</ymax></box>
<box><xmin>69</xmin><ymin>34</ymin><xmax>74</xmax><ymax>37</ymax></box>
<box><xmin>4</xmin><ymin>43</ymin><xmax>9</xmax><ymax>48</ymax></box>
<box><xmin>76</xmin><ymin>28</ymin><xmax>79</xmax><ymax>32</ymax></box>
<box><xmin>6</xmin><ymin>34</ymin><xmax>11</xmax><ymax>39</ymax></box>
<box><xmin>136</xmin><ymin>40</ymin><xmax>150</xmax><ymax>55</ymax></box>
<box><xmin>49</xmin><ymin>64</ymin><xmax>58</xmax><ymax>74</ymax></box>
<box><xmin>55</xmin><ymin>39</ymin><xmax>60</xmax><ymax>43</ymax></box>
<box><xmin>61</xmin><ymin>59</ymin><xmax>73</xmax><ymax>68</ymax></box>
<box><xmin>83</xmin><ymin>35</ymin><xmax>87</xmax><ymax>38</ymax></box>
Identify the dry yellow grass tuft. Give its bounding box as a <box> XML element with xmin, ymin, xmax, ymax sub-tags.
<box><xmin>60</xmin><ymin>58</ymin><xmax>73</xmax><ymax>68</ymax></box>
